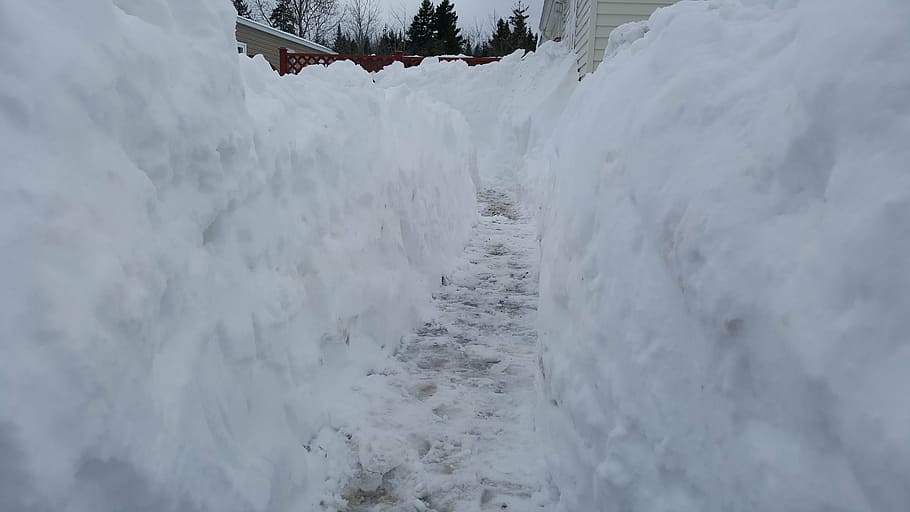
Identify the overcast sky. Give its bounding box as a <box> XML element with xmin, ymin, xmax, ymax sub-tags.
<box><xmin>375</xmin><ymin>0</ymin><xmax>543</xmax><ymax>34</ymax></box>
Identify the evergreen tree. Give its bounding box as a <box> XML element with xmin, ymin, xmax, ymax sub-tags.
<box><xmin>488</xmin><ymin>18</ymin><xmax>512</xmax><ymax>56</ymax></box>
<box><xmin>406</xmin><ymin>0</ymin><xmax>436</xmax><ymax>55</ymax></box>
<box><xmin>507</xmin><ymin>1</ymin><xmax>536</xmax><ymax>53</ymax></box>
<box><xmin>352</xmin><ymin>33</ymin><xmax>373</xmax><ymax>55</ymax></box>
<box><xmin>333</xmin><ymin>24</ymin><xmax>354</xmax><ymax>53</ymax></box>
<box><xmin>433</xmin><ymin>0</ymin><xmax>463</xmax><ymax>55</ymax></box>
<box><xmin>269</xmin><ymin>0</ymin><xmax>296</xmax><ymax>34</ymax></box>
<box><xmin>485</xmin><ymin>2</ymin><xmax>537</xmax><ymax>56</ymax></box>
<box><xmin>377</xmin><ymin>26</ymin><xmax>405</xmax><ymax>54</ymax></box>
<box><xmin>232</xmin><ymin>0</ymin><xmax>251</xmax><ymax>17</ymax></box>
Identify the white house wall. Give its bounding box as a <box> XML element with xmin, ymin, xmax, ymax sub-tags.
<box><xmin>541</xmin><ymin>0</ymin><xmax>679</xmax><ymax>75</ymax></box>
<box><xmin>593</xmin><ymin>0</ymin><xmax>676</xmax><ymax>66</ymax></box>
<box><xmin>574</xmin><ymin>0</ymin><xmax>594</xmax><ymax>74</ymax></box>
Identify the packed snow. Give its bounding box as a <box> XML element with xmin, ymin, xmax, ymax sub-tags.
<box><xmin>0</xmin><ymin>1</ymin><xmax>477</xmax><ymax>510</ymax></box>
<box><xmin>2</xmin><ymin>0</ymin><xmax>909</xmax><ymax>511</ymax></box>
<box><xmin>338</xmin><ymin>188</ymin><xmax>552</xmax><ymax>511</ymax></box>
<box><xmin>529</xmin><ymin>0</ymin><xmax>910</xmax><ymax>511</ymax></box>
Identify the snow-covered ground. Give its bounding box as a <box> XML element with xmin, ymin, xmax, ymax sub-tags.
<box><xmin>529</xmin><ymin>1</ymin><xmax>910</xmax><ymax>511</ymax></box>
<box><xmin>3</xmin><ymin>0</ymin><xmax>910</xmax><ymax>511</ymax></box>
<box><xmin>338</xmin><ymin>188</ymin><xmax>552</xmax><ymax>512</ymax></box>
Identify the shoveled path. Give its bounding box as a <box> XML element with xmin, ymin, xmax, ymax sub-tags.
<box><xmin>342</xmin><ymin>189</ymin><xmax>551</xmax><ymax>512</ymax></box>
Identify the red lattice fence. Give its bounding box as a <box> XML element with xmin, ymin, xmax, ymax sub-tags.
<box><xmin>279</xmin><ymin>48</ymin><xmax>501</xmax><ymax>75</ymax></box>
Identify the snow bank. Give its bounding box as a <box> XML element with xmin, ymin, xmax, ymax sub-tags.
<box><xmin>0</xmin><ymin>1</ymin><xmax>476</xmax><ymax>510</ymax></box>
<box><xmin>374</xmin><ymin>45</ymin><xmax>578</xmax><ymax>188</ymax></box>
<box><xmin>532</xmin><ymin>0</ymin><xmax>910</xmax><ymax>510</ymax></box>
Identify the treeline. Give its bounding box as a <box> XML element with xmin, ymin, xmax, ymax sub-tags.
<box><xmin>476</xmin><ymin>4</ymin><xmax>537</xmax><ymax>57</ymax></box>
<box><xmin>397</xmin><ymin>0</ymin><xmax>536</xmax><ymax>57</ymax></box>
<box><xmin>232</xmin><ymin>0</ymin><xmax>537</xmax><ymax>57</ymax></box>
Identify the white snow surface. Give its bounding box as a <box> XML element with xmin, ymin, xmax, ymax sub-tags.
<box><xmin>529</xmin><ymin>0</ymin><xmax>910</xmax><ymax>511</ymax></box>
<box><xmin>4</xmin><ymin>0</ymin><xmax>910</xmax><ymax>511</ymax></box>
<box><xmin>0</xmin><ymin>1</ymin><xmax>478</xmax><ymax>511</ymax></box>
<box><xmin>340</xmin><ymin>189</ymin><xmax>553</xmax><ymax>512</ymax></box>
<box><xmin>374</xmin><ymin>46</ymin><xmax>578</xmax><ymax>189</ymax></box>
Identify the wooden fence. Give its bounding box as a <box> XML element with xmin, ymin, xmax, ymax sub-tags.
<box><xmin>279</xmin><ymin>48</ymin><xmax>501</xmax><ymax>75</ymax></box>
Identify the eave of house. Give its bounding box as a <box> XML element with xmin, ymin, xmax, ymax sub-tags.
<box><xmin>236</xmin><ymin>16</ymin><xmax>336</xmax><ymax>54</ymax></box>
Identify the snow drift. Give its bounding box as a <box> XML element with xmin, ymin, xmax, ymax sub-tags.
<box><xmin>375</xmin><ymin>45</ymin><xmax>578</xmax><ymax>189</ymax></box>
<box><xmin>532</xmin><ymin>0</ymin><xmax>910</xmax><ymax>510</ymax></box>
<box><xmin>0</xmin><ymin>1</ymin><xmax>476</xmax><ymax>510</ymax></box>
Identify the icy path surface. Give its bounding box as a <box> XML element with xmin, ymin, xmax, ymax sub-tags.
<box><xmin>344</xmin><ymin>189</ymin><xmax>551</xmax><ymax>512</ymax></box>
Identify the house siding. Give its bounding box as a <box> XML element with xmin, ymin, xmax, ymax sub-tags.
<box><xmin>235</xmin><ymin>23</ymin><xmax>332</xmax><ymax>70</ymax></box>
<box><xmin>575</xmin><ymin>0</ymin><xmax>594</xmax><ymax>74</ymax></box>
<box><xmin>592</xmin><ymin>0</ymin><xmax>675</xmax><ymax>66</ymax></box>
<box><xmin>539</xmin><ymin>0</ymin><xmax>678</xmax><ymax>75</ymax></box>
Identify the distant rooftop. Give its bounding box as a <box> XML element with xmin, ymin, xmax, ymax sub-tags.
<box><xmin>236</xmin><ymin>16</ymin><xmax>336</xmax><ymax>55</ymax></box>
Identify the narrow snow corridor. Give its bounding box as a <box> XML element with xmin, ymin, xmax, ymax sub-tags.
<box><xmin>343</xmin><ymin>189</ymin><xmax>550</xmax><ymax>512</ymax></box>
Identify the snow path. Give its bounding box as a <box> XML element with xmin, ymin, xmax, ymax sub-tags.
<box><xmin>343</xmin><ymin>189</ymin><xmax>551</xmax><ymax>512</ymax></box>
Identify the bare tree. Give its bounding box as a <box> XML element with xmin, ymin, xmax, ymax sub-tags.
<box><xmin>388</xmin><ymin>2</ymin><xmax>410</xmax><ymax>35</ymax></box>
<box><xmin>249</xmin><ymin>0</ymin><xmax>340</xmax><ymax>42</ymax></box>
<box><xmin>295</xmin><ymin>0</ymin><xmax>341</xmax><ymax>42</ymax></box>
<box><xmin>251</xmin><ymin>0</ymin><xmax>273</xmax><ymax>24</ymax></box>
<box><xmin>344</xmin><ymin>0</ymin><xmax>381</xmax><ymax>54</ymax></box>
<box><xmin>463</xmin><ymin>18</ymin><xmax>489</xmax><ymax>55</ymax></box>
<box><xmin>487</xmin><ymin>11</ymin><xmax>503</xmax><ymax>30</ymax></box>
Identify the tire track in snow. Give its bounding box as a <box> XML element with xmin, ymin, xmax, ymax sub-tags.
<box><xmin>341</xmin><ymin>189</ymin><xmax>551</xmax><ymax>512</ymax></box>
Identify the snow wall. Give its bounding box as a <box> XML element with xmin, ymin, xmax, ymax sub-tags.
<box><xmin>375</xmin><ymin>44</ymin><xmax>579</xmax><ymax>190</ymax></box>
<box><xmin>0</xmin><ymin>1</ymin><xmax>477</xmax><ymax>510</ymax></box>
<box><xmin>528</xmin><ymin>0</ymin><xmax>910</xmax><ymax>511</ymax></box>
